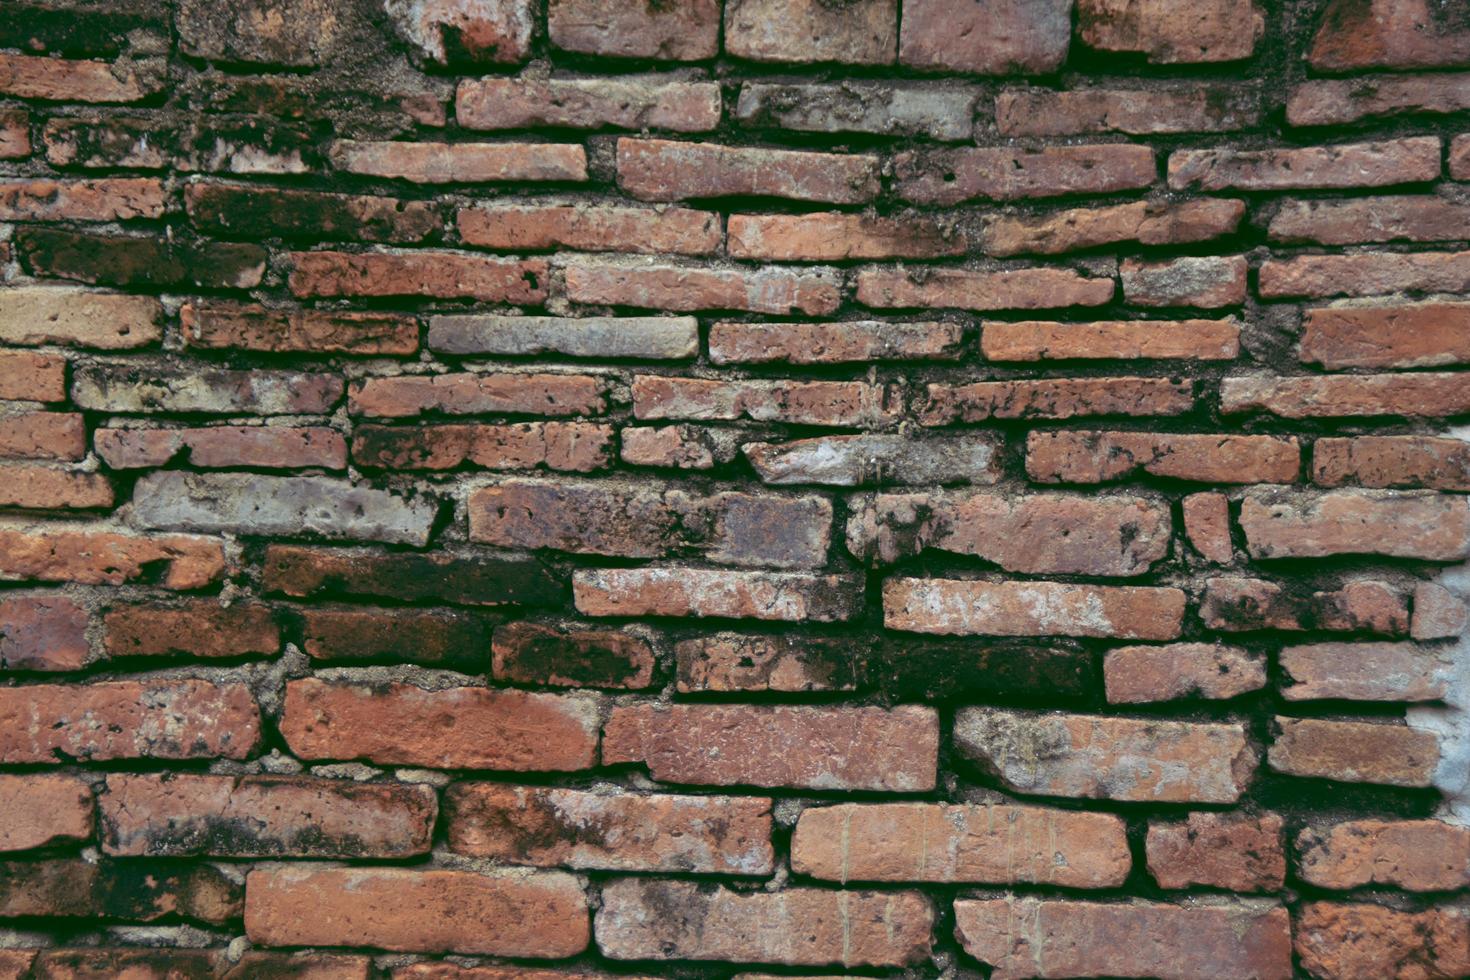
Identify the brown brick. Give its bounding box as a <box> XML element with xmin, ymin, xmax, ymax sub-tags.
<box><xmin>675</xmin><ymin>633</ymin><xmax>862</xmax><ymax>693</ymax></box>
<box><xmin>0</xmin><ymin>466</ymin><xmax>111</xmax><ymax>510</ymax></box>
<box><xmin>617</xmin><ymin>139</ymin><xmax>879</xmax><ymax>204</ymax></box>
<box><xmin>246</xmin><ymin>867</ymin><xmax>588</xmax><ymax>957</ymax></box>
<box><xmin>956</xmin><ymin>897</ymin><xmax>1292</xmax><ymax>980</ymax></box>
<box><xmin>711</xmin><ymin>319</ymin><xmax>962</xmax><ymax>365</ymax></box>
<box><xmin>1296</xmin><ymin>903</ymin><xmax>1469</xmax><ymax>980</ymax></box>
<box><xmin>350</xmin><ymin>372</ymin><xmax>605</xmax><ymax>418</ymax></box>
<box><xmin>1281</xmin><ymin>642</ymin><xmax>1453</xmax><ymax>702</ymax></box>
<box><xmin>0</xmin><ymin>287</ymin><xmax>161</xmax><ymax>349</ymax></box>
<box><xmin>895</xmin><ymin>144</ymin><xmax>1155</xmax><ymax>205</ymax></box>
<box><xmin>1184</xmin><ymin>491</ymin><xmax>1235</xmax><ymax>563</ymax></box>
<box><xmin>0</xmin><ymin>109</ymin><xmax>28</xmax><ymax>159</ymax></box>
<box><xmin>567</xmin><ymin>259</ymin><xmax>841</xmax><ymax>315</ymax></box>
<box><xmin>956</xmin><ymin>707</ymin><xmax>1255</xmax><ymax>803</ymax></box>
<box><xmin>856</xmin><ymin>266</ymin><xmax>1115</xmax><ymax>311</ymax></box>
<box><xmin>1201</xmin><ymin>576</ymin><xmax>1410</xmax><ymax>634</ymax></box>
<box><xmin>1169</xmin><ymin>138</ymin><xmax>1440</xmax><ymax>191</ymax></box>
<box><xmin>492</xmin><ymin>621</ymin><xmax>654</xmax><ymax>689</ymax></box>
<box><xmin>1121</xmin><ymin>255</ymin><xmax>1248</xmax><ymax>308</ymax></box>
<box><xmin>886</xmin><ymin>579</ymin><xmax>1186</xmax><ymax>639</ymax></box>
<box><xmin>1079</xmin><ymin>0</ymin><xmax>1265</xmax><ymax>63</ymax></box>
<box><xmin>456</xmin><ymin>77</ymin><xmax>721</xmax><ymax>132</ymax></box>
<box><xmin>1269</xmin><ymin>717</ymin><xmax>1439</xmax><ymax>787</ymax></box>
<box><xmin>299</xmin><ymin>607</ymin><xmax>492</xmax><ymax>668</ymax></box>
<box><xmin>727</xmin><ymin>212</ymin><xmax>964</xmax><ymax>261</ymax></box>
<box><xmin>1299</xmin><ymin>301</ymin><xmax>1470</xmax><ymax>368</ymax></box>
<box><xmin>984</xmin><ymin>198</ymin><xmax>1245</xmax><ymax>256</ymax></box>
<box><xmin>100</xmin><ymin>773</ymin><xmax>436</xmax><ymax>858</ymax></box>
<box><xmin>633</xmin><ymin>375</ymin><xmax>898</xmax><ymax>427</ymax></box>
<box><xmin>922</xmin><ymin>377</ymin><xmax>1193</xmax><ymax>424</ymax></box>
<box><xmin>0</xmin><ymin>352</ymin><xmax>65</xmax><ymax>402</ymax></box>
<box><xmin>96</xmin><ymin>425</ymin><xmax>348</xmax><ymax>470</ymax></box>
<box><xmin>998</xmin><ymin>85</ymin><xmax>1259</xmax><ymax>136</ymax></box>
<box><xmin>17</xmin><ymin>228</ymin><xmax>266</xmax><ymax>289</ymax></box>
<box><xmin>354</xmin><ymin>422</ymin><xmax>612</xmax><ymax>472</ymax></box>
<box><xmin>1147</xmin><ymin>813</ymin><xmax>1285</xmax><ymax>892</ymax></box>
<box><xmin>574</xmin><ymin>567</ymin><xmax>862</xmax><ymax>622</ymax></box>
<box><xmin>185</xmin><ymin>183</ymin><xmax>439</xmax><ymax>244</ymax></box>
<box><xmin>604</xmin><ymin>703</ymin><xmax>935</xmax><ymax>791</ymax></box>
<box><xmin>458</xmin><ymin>204</ymin><xmax>719</xmax><ymax>255</ymax></box>
<box><xmin>1309</xmin><ymin>0</ymin><xmax>1470</xmax><ymax>71</ymax></box>
<box><xmin>72</xmin><ymin>364</ymin><xmax>343</xmax><ymax>416</ymax></box>
<box><xmin>726</xmin><ymin>0</ymin><xmax>895</xmax><ymax>64</ymax></box>
<box><xmin>0</xmin><ymin>595</ymin><xmax>89</xmax><ymax>671</ymax></box>
<box><xmin>1222</xmin><ymin>372</ymin><xmax>1470</xmax><ymax>419</ymax></box>
<box><xmin>0</xmin><ymin>679</ymin><xmax>259</xmax><ymax>763</ymax></box>
<box><xmin>745</xmin><ymin>432</ymin><xmax>1003</xmax><ymax>486</ymax></box>
<box><xmin>280</xmin><ymin>678</ymin><xmax>598</xmax><ymax>771</ymax></box>
<box><xmin>264</xmin><ymin>544</ymin><xmax>561</xmax><ymax>607</ymax></box>
<box><xmin>446</xmin><ymin>783</ymin><xmax>773</xmax><ymax>874</ymax></box>
<box><xmin>621</xmin><ymin>424</ymin><xmax>738</xmax><ymax>470</ymax></box>
<box><xmin>29</xmin><ymin>949</ymin><xmax>223</xmax><ymax>976</ymax></box>
<box><xmin>0</xmin><ymin>412</ymin><xmax>85</xmax><ymax>461</ymax></box>
<box><xmin>102</xmin><ymin>602</ymin><xmax>277</xmax><ymax>660</ymax></box>
<box><xmin>849</xmin><ymin>491</ymin><xmax>1170</xmax><ymax>575</ymax></box>
<box><xmin>0</xmin><ymin>774</ymin><xmax>92</xmax><ymax>851</ymax></box>
<box><xmin>1296</xmin><ymin>820</ymin><xmax>1470</xmax><ymax>892</ymax></box>
<box><xmin>0</xmin><ymin>53</ymin><xmax>161</xmax><ymax>102</ymax></box>
<box><xmin>1240</xmin><ymin>488</ymin><xmax>1470</xmax><ymax>561</ymax></box>
<box><xmin>1027</xmin><ymin>430</ymin><xmax>1297</xmax><ymax>484</ymax></box>
<box><xmin>330</xmin><ymin>140</ymin><xmax>587</xmax><ymax>184</ymax></box>
<box><xmin>1261</xmin><ymin>249</ymin><xmax>1470</xmax><ymax>299</ymax></box>
<box><xmin>1454</xmin><ymin>133</ymin><xmax>1470</xmax><ymax>180</ymax></box>
<box><xmin>899</xmin><ymin>0</ymin><xmax>1070</xmax><ymax>73</ymax></box>
<box><xmin>428</xmin><ymin>313</ymin><xmax>697</xmax><ymax>359</ymax></box>
<box><xmin>1272</xmin><ymin>195</ymin><xmax>1470</xmax><ymax>246</ymax></box>
<box><xmin>548</xmin><ymin>0</ymin><xmax>719</xmax><ymax>60</ymax></box>
<box><xmin>0</xmin><ymin>177</ymin><xmax>165</xmax><ymax>221</ymax></box>
<box><xmin>985</xmin><ymin>318</ymin><xmax>1238</xmax><ymax>361</ymax></box>
<box><xmin>0</xmin><ymin>857</ymin><xmax>240</xmax><ymax>924</ymax></box>
<box><xmin>792</xmin><ymin>802</ymin><xmax>1129</xmax><ymax>887</ymax></box>
<box><xmin>228</xmin><ymin>952</ymin><xmax>373</xmax><ymax>979</ymax></box>
<box><xmin>288</xmin><ymin>251</ymin><xmax>547</xmax><ymax>302</ymax></box>
<box><xmin>0</xmin><ymin>529</ymin><xmax>226</xmax><ymax>589</ymax></box>
<box><xmin>598</xmin><ymin>878</ymin><xmax>931</xmax><ymax>967</ymax></box>
<box><xmin>1105</xmin><ymin>643</ymin><xmax>1266</xmax><ymax>703</ymax></box>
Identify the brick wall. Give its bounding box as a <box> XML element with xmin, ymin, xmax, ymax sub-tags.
<box><xmin>0</xmin><ymin>0</ymin><xmax>1468</xmax><ymax>977</ymax></box>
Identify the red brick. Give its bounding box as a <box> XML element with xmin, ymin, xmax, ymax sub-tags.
<box><xmin>1269</xmin><ymin>717</ymin><xmax>1439</xmax><ymax>787</ymax></box>
<box><xmin>350</xmin><ymin>372</ymin><xmax>605</xmax><ymax>418</ymax></box>
<box><xmin>0</xmin><ymin>352</ymin><xmax>65</xmax><ymax>402</ymax></box>
<box><xmin>1222</xmin><ymin>372</ymin><xmax>1470</xmax><ymax>419</ymax></box>
<box><xmin>675</xmin><ymin>633</ymin><xmax>862</xmax><ymax>693</ymax></box>
<box><xmin>457</xmin><ymin>77</ymin><xmax>720</xmax><ymax>132</ymax></box>
<box><xmin>956</xmin><ymin>707</ymin><xmax>1255</xmax><ymax>803</ymax></box>
<box><xmin>984</xmin><ymin>198</ymin><xmax>1244</xmax><ymax>256</ymax></box>
<box><xmin>1261</xmin><ymin>249</ymin><xmax>1470</xmax><ymax>299</ymax></box>
<box><xmin>1147</xmin><ymin>813</ymin><xmax>1285</xmax><ymax>892</ymax></box>
<box><xmin>102</xmin><ymin>601</ymin><xmax>278</xmax><ymax>660</ymax></box>
<box><xmin>288</xmin><ymin>251</ymin><xmax>547</xmax><ymax>302</ymax></box>
<box><xmin>726</xmin><ymin>0</ymin><xmax>895</xmax><ymax>65</ymax></box>
<box><xmin>0</xmin><ymin>53</ymin><xmax>161</xmax><ymax>102</ymax></box>
<box><xmin>792</xmin><ymin>802</ymin><xmax>1129</xmax><ymax>887</ymax></box>
<box><xmin>574</xmin><ymin>566</ymin><xmax>862</xmax><ymax>622</ymax></box>
<box><xmin>386</xmin><ymin>0</ymin><xmax>533</xmax><ymax>66</ymax></box>
<box><xmin>185</xmin><ymin>183</ymin><xmax>439</xmax><ymax>244</ymax></box>
<box><xmin>1105</xmin><ymin>643</ymin><xmax>1266</xmax><ymax>703</ymax></box>
<box><xmin>744</xmin><ymin>432</ymin><xmax>1002</xmax><ymax>486</ymax></box>
<box><xmin>886</xmin><ymin>579</ymin><xmax>1186</xmax><ymax>639</ymax></box>
<box><xmin>1121</xmin><ymin>255</ymin><xmax>1248</xmax><ymax>308</ymax></box>
<box><xmin>0</xmin><ymin>774</ymin><xmax>92</xmax><ymax>851</ymax></box>
<box><xmin>446</xmin><ymin>783</ymin><xmax>773</xmax><ymax>873</ymax></box>
<box><xmin>895</xmin><ymin>144</ymin><xmax>1155</xmax><ymax>204</ymax></box>
<box><xmin>330</xmin><ymin>140</ymin><xmax>586</xmax><ymax>183</ymax></box>
<box><xmin>597</xmin><ymin>878</ymin><xmax>932</xmax><ymax>967</ymax></box>
<box><xmin>1296</xmin><ymin>819</ymin><xmax>1470</xmax><ymax>892</ymax></box>
<box><xmin>1201</xmin><ymin>576</ymin><xmax>1410</xmax><ymax>634</ymax></box>
<box><xmin>0</xmin><ymin>857</ymin><xmax>240</xmax><ymax>924</ymax></box>
<box><xmin>264</xmin><ymin>544</ymin><xmax>561</xmax><ymax>607</ymax></box>
<box><xmin>0</xmin><ymin>529</ymin><xmax>226</xmax><ymax>589</ymax></box>
<box><xmin>633</xmin><ymin>375</ymin><xmax>898</xmax><ymax>427</ymax></box>
<box><xmin>618</xmin><ymin>139</ymin><xmax>879</xmax><ymax>204</ymax></box>
<box><xmin>849</xmin><ymin>491</ymin><xmax>1169</xmax><ymax>575</ymax></box>
<box><xmin>0</xmin><ymin>466</ymin><xmax>111</xmax><ymax>510</ymax></box>
<box><xmin>246</xmin><ymin>867</ymin><xmax>588</xmax><ymax>957</ymax></box>
<box><xmin>921</xmin><ymin>377</ymin><xmax>1193</xmax><ymax>424</ymax></box>
<box><xmin>985</xmin><ymin>317</ymin><xmax>1237</xmax><ymax>361</ymax></box>
<box><xmin>1272</xmin><ymin>196</ymin><xmax>1470</xmax><ymax>245</ymax></box>
<box><xmin>1296</xmin><ymin>903</ymin><xmax>1470</xmax><ymax>980</ymax></box>
<box><xmin>0</xmin><ymin>679</ymin><xmax>259</xmax><ymax>763</ymax></box>
<box><xmin>492</xmin><ymin>621</ymin><xmax>654</xmax><ymax>689</ymax></box>
<box><xmin>0</xmin><ymin>177</ymin><xmax>165</xmax><ymax>221</ymax></box>
<box><xmin>182</xmin><ymin>303</ymin><xmax>417</xmax><ymax>355</ymax></box>
<box><xmin>0</xmin><ymin>412</ymin><xmax>85</xmax><ymax>461</ymax></box>
<box><xmin>1454</xmin><ymin>134</ymin><xmax>1470</xmax><ymax>180</ymax></box>
<box><xmin>1300</xmin><ymin>301</ymin><xmax>1470</xmax><ymax>368</ymax></box>
<box><xmin>72</xmin><ymin>364</ymin><xmax>343</xmax><ymax>416</ymax></box>
<box><xmin>567</xmin><ymin>259</ymin><xmax>841</xmax><ymax>315</ymax></box>
<box><xmin>96</xmin><ymin>425</ymin><xmax>348</xmax><ymax>470</ymax></box>
<box><xmin>621</xmin><ymin>424</ymin><xmax>738</xmax><ymax>470</ymax></box>
<box><xmin>899</xmin><ymin>0</ymin><xmax>1070</xmax><ymax>73</ymax></box>
<box><xmin>353</xmin><ymin>422</ymin><xmax>612</xmax><ymax>472</ymax></box>
<box><xmin>956</xmin><ymin>897</ymin><xmax>1292</xmax><ymax>980</ymax></box>
<box><xmin>1184</xmin><ymin>491</ymin><xmax>1235</xmax><ymax>563</ymax></box>
<box><xmin>1169</xmin><ymin>138</ymin><xmax>1440</xmax><ymax>191</ymax></box>
<box><xmin>710</xmin><ymin>319</ymin><xmax>962</xmax><ymax>364</ymax></box>
<box><xmin>0</xmin><ymin>595</ymin><xmax>88</xmax><ymax>671</ymax></box>
<box><xmin>0</xmin><ymin>287</ymin><xmax>161</xmax><ymax>349</ymax></box>
<box><xmin>458</xmin><ymin>204</ymin><xmax>719</xmax><ymax>255</ymax></box>
<box><xmin>548</xmin><ymin>0</ymin><xmax>719</xmax><ymax>60</ymax></box>
<box><xmin>299</xmin><ymin>607</ymin><xmax>493</xmax><ymax>668</ymax></box>
<box><xmin>1027</xmin><ymin>430</ymin><xmax>1297</xmax><ymax>484</ymax></box>
<box><xmin>0</xmin><ymin>109</ymin><xmax>28</xmax><ymax>159</ymax></box>
<box><xmin>727</xmin><ymin>212</ymin><xmax>963</xmax><ymax>261</ymax></box>
<box><xmin>1309</xmin><ymin>0</ymin><xmax>1470</xmax><ymax>71</ymax></box>
<box><xmin>856</xmin><ymin>266</ymin><xmax>1115</xmax><ymax>311</ymax></box>
<box><xmin>1239</xmin><ymin>488</ymin><xmax>1470</xmax><ymax>561</ymax></box>
<box><xmin>998</xmin><ymin>85</ymin><xmax>1259</xmax><ymax>136</ymax></box>
<box><xmin>1078</xmin><ymin>0</ymin><xmax>1265</xmax><ymax>63</ymax></box>
<box><xmin>282</xmin><ymin>678</ymin><xmax>598</xmax><ymax>771</ymax></box>
<box><xmin>1280</xmin><ymin>642</ymin><xmax>1452</xmax><ymax>702</ymax></box>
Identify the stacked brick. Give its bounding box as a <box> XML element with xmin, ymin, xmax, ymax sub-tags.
<box><xmin>0</xmin><ymin>0</ymin><xmax>1468</xmax><ymax>977</ymax></box>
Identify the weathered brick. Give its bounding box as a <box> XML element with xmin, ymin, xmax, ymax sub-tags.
<box><xmin>1239</xmin><ymin>488</ymin><xmax>1470</xmax><ymax>561</ymax></box>
<box><xmin>710</xmin><ymin>319</ymin><xmax>963</xmax><ymax>364</ymax></box>
<box><xmin>391</xmin><ymin>966</ymin><xmax>628</xmax><ymax>980</ymax></box>
<box><xmin>0</xmin><ymin>466</ymin><xmax>112</xmax><ymax>511</ymax></box>
<box><xmin>1184</xmin><ymin>491</ymin><xmax>1235</xmax><ymax>563</ymax></box>
<box><xmin>725</xmin><ymin>0</ymin><xmax>896</xmax><ymax>65</ymax></box>
<box><xmin>1412</xmin><ymin>581</ymin><xmax>1468</xmax><ymax>640</ymax></box>
<box><xmin>0</xmin><ymin>774</ymin><xmax>92</xmax><ymax>851</ymax></box>
<box><xmin>0</xmin><ymin>679</ymin><xmax>259</xmax><ymax>763</ymax></box>
<box><xmin>1027</xmin><ymin>430</ymin><xmax>1297</xmax><ymax>484</ymax></box>
<box><xmin>1078</xmin><ymin>0</ymin><xmax>1265</xmax><ymax>63</ymax></box>
<box><xmin>0</xmin><ymin>857</ymin><xmax>240</xmax><ymax>924</ymax></box>
<box><xmin>1300</xmin><ymin>301</ymin><xmax>1470</xmax><ymax>368</ymax></box>
<box><xmin>246</xmin><ymin>867</ymin><xmax>588</xmax><ymax>957</ymax></box>
<box><xmin>745</xmin><ymin>433</ymin><xmax>1002</xmax><ymax>486</ymax></box>
<box><xmin>547</xmin><ymin>0</ymin><xmax>719</xmax><ymax>60</ymax></box>
<box><xmin>1201</xmin><ymin>576</ymin><xmax>1410</xmax><ymax>634</ymax></box>
<box><xmin>1291</xmin><ymin>74</ymin><xmax>1470</xmax><ymax>128</ymax></box>
<box><xmin>100</xmin><ymin>773</ymin><xmax>436</xmax><ymax>858</ymax></box>
<box><xmin>599</xmin><ymin>878</ymin><xmax>930</xmax><ymax>967</ymax></box>
<box><xmin>26</xmin><ymin>949</ymin><xmax>222</xmax><ymax>976</ymax></box>
<box><xmin>574</xmin><ymin>567</ymin><xmax>862</xmax><ymax>622</ymax></box>
<box><xmin>1222</xmin><ymin>372</ymin><xmax>1470</xmax><ymax>419</ymax></box>
<box><xmin>675</xmin><ymin>633</ymin><xmax>862</xmax><ymax>693</ymax></box>
<box><xmin>446</xmin><ymin>783</ymin><xmax>772</xmax><ymax>874</ymax></box>
<box><xmin>0</xmin><ymin>287</ymin><xmax>160</xmax><ymax>349</ymax></box>
<box><xmin>73</xmin><ymin>364</ymin><xmax>342</xmax><ymax>415</ymax></box>
<box><xmin>350</xmin><ymin>372</ymin><xmax>605</xmax><ymax>419</ymax></box>
<box><xmin>566</xmin><ymin>259</ymin><xmax>841</xmax><ymax>315</ymax></box>
<box><xmin>0</xmin><ymin>109</ymin><xmax>29</xmax><ymax>159</ymax></box>
<box><xmin>984</xmin><ymin>198</ymin><xmax>1244</xmax><ymax>256</ymax></box>
<box><xmin>185</xmin><ymin>119</ymin><xmax>317</xmax><ymax>176</ymax></box>
<box><xmin>0</xmin><ymin>177</ymin><xmax>165</xmax><ymax>222</ymax></box>
<box><xmin>856</xmin><ymin>266</ymin><xmax>1115</xmax><ymax>311</ymax></box>
<box><xmin>1281</xmin><ymin>642</ymin><xmax>1453</xmax><ymax>702</ymax></box>
<box><xmin>727</xmin><ymin>212</ymin><xmax>964</xmax><ymax>261</ymax></box>
<box><xmin>633</xmin><ymin>376</ymin><xmax>898</xmax><ymax>427</ymax></box>
<box><xmin>0</xmin><ymin>595</ymin><xmax>89</xmax><ymax>671</ymax></box>
<box><xmin>493</xmin><ymin>621</ymin><xmax>654</xmax><ymax>689</ymax></box>
<box><xmin>103</xmin><ymin>601</ymin><xmax>278</xmax><ymax>659</ymax></box>
<box><xmin>1308</xmin><ymin>0</ymin><xmax>1470</xmax><ymax>71</ymax></box>
<box><xmin>0</xmin><ymin>352</ymin><xmax>66</xmax><ymax>402</ymax></box>
<box><xmin>458</xmin><ymin>204</ymin><xmax>719</xmax><ymax>255</ymax></box>
<box><xmin>264</xmin><ymin>544</ymin><xmax>561</xmax><ymax>607</ymax></box>
<box><xmin>177</xmin><ymin>0</ymin><xmax>352</xmax><ymax>65</ymax></box>
<box><xmin>331</xmin><ymin>140</ymin><xmax>586</xmax><ymax>183</ymax></box>
<box><xmin>183</xmin><ymin>304</ymin><xmax>415</xmax><ymax>357</ymax></box>
<box><xmin>1295</xmin><ymin>903</ymin><xmax>1470</xmax><ymax>980</ymax></box>
<box><xmin>604</xmin><ymin>703</ymin><xmax>935</xmax><ymax>790</ymax></box>
<box><xmin>956</xmin><ymin>707</ymin><xmax>1256</xmax><ymax>803</ymax></box>
<box><xmin>1296</xmin><ymin>819</ymin><xmax>1470</xmax><ymax>892</ymax></box>
<box><xmin>1454</xmin><ymin>133</ymin><xmax>1470</xmax><ymax>180</ymax></box>
<box><xmin>280</xmin><ymin>678</ymin><xmax>598</xmax><ymax>771</ymax></box>
<box><xmin>616</xmin><ymin>137</ymin><xmax>880</xmax><ymax>205</ymax></box>
<box><xmin>0</xmin><ymin>1</ymin><xmax>168</xmax><ymax>56</ymax></box>
<box><xmin>228</xmin><ymin>952</ymin><xmax>373</xmax><ymax>979</ymax></box>
<box><xmin>457</xmin><ymin>77</ymin><xmax>720</xmax><ymax>132</ymax></box>
<box><xmin>385</xmin><ymin>0</ymin><xmax>533</xmax><ymax>66</ymax></box>
<box><xmin>956</xmin><ymin>897</ymin><xmax>1292</xmax><ymax>980</ymax></box>
<box><xmin>895</xmin><ymin>144</ymin><xmax>1155</xmax><ymax>204</ymax></box>
<box><xmin>1269</xmin><ymin>717</ymin><xmax>1439</xmax><ymax>787</ymax></box>
<box><xmin>985</xmin><ymin>318</ymin><xmax>1238</xmax><ymax>361</ymax></box>
<box><xmin>1105</xmin><ymin>643</ymin><xmax>1266</xmax><ymax>703</ymax></box>
<box><xmin>0</xmin><ymin>412</ymin><xmax>85</xmax><ymax>461</ymax></box>
<box><xmin>924</xmin><ymin>377</ymin><xmax>1195</xmax><ymax>423</ymax></box>
<box><xmin>998</xmin><ymin>85</ymin><xmax>1259</xmax><ymax>136</ymax></box>
<box><xmin>42</xmin><ymin>114</ymin><xmax>172</xmax><ymax>169</ymax></box>
<box><xmin>289</xmin><ymin>251</ymin><xmax>547</xmax><ymax>302</ymax></box>
<box><xmin>354</xmin><ymin>422</ymin><xmax>612</xmax><ymax>472</ymax></box>
<box><xmin>792</xmin><ymin>802</ymin><xmax>1129</xmax><ymax>887</ymax></box>
<box><xmin>17</xmin><ymin>228</ymin><xmax>265</xmax><ymax>289</ymax></box>
<box><xmin>96</xmin><ymin>425</ymin><xmax>346</xmax><ymax>470</ymax></box>
<box><xmin>1169</xmin><ymin>137</ymin><xmax>1440</xmax><ymax>191</ymax></box>
<box><xmin>899</xmin><ymin>0</ymin><xmax>1070</xmax><ymax>74</ymax></box>
<box><xmin>734</xmin><ymin>82</ymin><xmax>977</xmax><ymax>140</ymax></box>
<box><xmin>1274</xmin><ymin>196</ymin><xmax>1470</xmax><ymax>247</ymax></box>
<box><xmin>1121</xmin><ymin>255</ymin><xmax>1248</xmax><ymax>308</ymax></box>
<box><xmin>0</xmin><ymin>53</ymin><xmax>162</xmax><ymax>102</ymax></box>
<box><xmin>0</xmin><ymin>529</ymin><xmax>226</xmax><ymax>589</ymax></box>
<box><xmin>621</xmin><ymin>424</ymin><xmax>739</xmax><ymax>470</ymax></box>
<box><xmin>1147</xmin><ymin>813</ymin><xmax>1285</xmax><ymax>892</ymax></box>
<box><xmin>1262</xmin><ymin>249</ymin><xmax>1470</xmax><ymax>299</ymax></box>
<box><xmin>299</xmin><ymin>607</ymin><xmax>493</xmax><ymax>668</ymax></box>
<box><xmin>185</xmin><ymin>183</ymin><xmax>439</xmax><ymax>244</ymax></box>
<box><xmin>429</xmin><ymin>314</ymin><xmax>697</xmax><ymax>359</ymax></box>
<box><xmin>886</xmin><ymin>579</ymin><xmax>1186</xmax><ymax>639</ymax></box>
